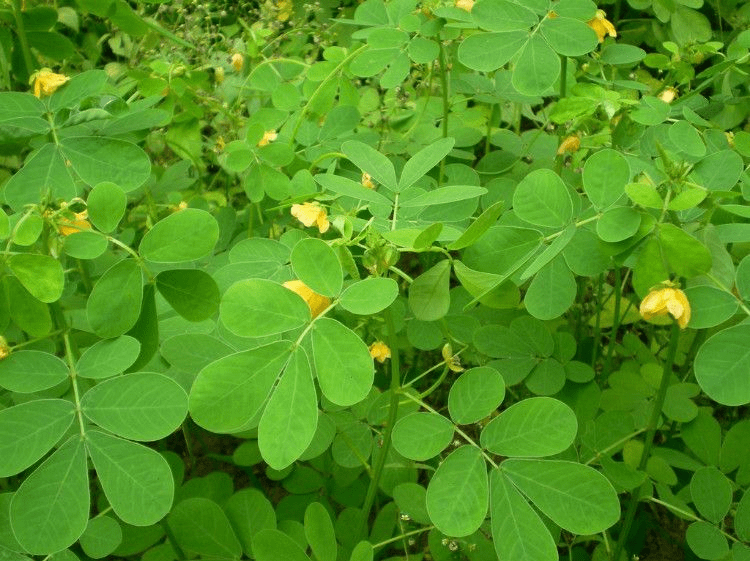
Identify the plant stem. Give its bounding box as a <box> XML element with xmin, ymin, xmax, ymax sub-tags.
<box><xmin>560</xmin><ymin>55</ymin><xmax>567</xmax><ymax>99</ymax></box>
<box><xmin>591</xmin><ymin>274</ymin><xmax>604</xmax><ymax>368</ymax></box>
<box><xmin>603</xmin><ymin>266</ymin><xmax>622</xmax><ymax>374</ymax></box>
<box><xmin>356</xmin><ymin>306</ymin><xmax>401</xmax><ymax>540</ymax></box>
<box><xmin>437</xmin><ymin>41</ymin><xmax>450</xmax><ymax>186</ymax></box>
<box><xmin>612</xmin><ymin>322</ymin><xmax>680</xmax><ymax>561</ymax></box>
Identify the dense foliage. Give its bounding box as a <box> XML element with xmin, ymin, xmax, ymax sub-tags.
<box><xmin>2</xmin><ymin>0</ymin><xmax>750</xmax><ymax>560</ymax></box>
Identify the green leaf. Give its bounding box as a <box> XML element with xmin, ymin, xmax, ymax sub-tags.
<box><xmin>481</xmin><ymin>397</ymin><xmax>577</xmax><ymax>457</ymax></box>
<box><xmin>156</xmin><ymin>269</ymin><xmax>220</xmax><ymax>322</ymax></box>
<box><xmin>392</xmin><ymin>413</ymin><xmax>454</xmax><ymax>461</ymax></box>
<box><xmin>583</xmin><ymin>149</ymin><xmax>630</xmax><ymax>210</ymax></box>
<box><xmin>540</xmin><ymin>16</ymin><xmax>598</xmax><ymax>56</ymax></box>
<box><xmin>350</xmin><ymin>541</ymin><xmax>374</xmax><ymax>561</ymax></box>
<box><xmin>189</xmin><ymin>341</ymin><xmax>292</xmax><ymax>433</ymax></box>
<box><xmin>0</xmin><ymin>92</ymin><xmax>48</xmax><ymax>144</ymax></box>
<box><xmin>85</xmin><ymin>430</ymin><xmax>173</xmax><ymax>526</ymax></box>
<box><xmin>167</xmin><ymin>498</ymin><xmax>242</xmax><ymax>559</ymax></box>
<box><xmin>3</xmin><ymin>144</ymin><xmax>75</xmax><ymax>211</ymax></box>
<box><xmin>630</xmin><ymin>96</ymin><xmax>670</xmax><ymax>125</ymax></box>
<box><xmin>695</xmin><ymin>324</ymin><xmax>750</xmax><ymax>406</ymax></box>
<box><xmin>658</xmin><ymin>223</ymin><xmax>712</xmax><ymax>278</ymax></box>
<box><xmin>81</xmin><ymin>373</ymin><xmax>188</xmax><ymax>441</ymax></box>
<box><xmin>225</xmin><ymin>489</ymin><xmax>276</xmax><ymax>557</ymax></box>
<box><xmin>63</xmin><ymin>231</ymin><xmax>108</xmax><ymax>259</ymax></box>
<box><xmin>312</xmin><ymin>318</ymin><xmax>374</xmax><ymax>407</ymax></box>
<box><xmin>692</xmin><ymin>150</ymin><xmax>744</xmax><ymax>192</ymax></box>
<box><xmin>87</xmin><ymin>259</ymin><xmax>143</xmax><ymax>339</ymax></box>
<box><xmin>519</xmin><ymin>223</ymin><xmax>577</xmax><ymax>281</ymax></box>
<box><xmin>512</xmin><ymin>36</ymin><xmax>560</xmax><ymax>96</ymax></box>
<box><xmin>426</xmin><ymin>446</ymin><xmax>488</xmax><ymax>537</ymax></box>
<box><xmin>736</xmin><ymin>491</ymin><xmax>750</xmax><ymax>542</ymax></box>
<box><xmin>683</xmin><ymin>286</ymin><xmax>738</xmax><ymax>329</ymax></box>
<box><xmin>0</xmin><ymin>351</ymin><xmax>68</xmax><ymax>393</ymax></box>
<box><xmin>490</xmin><ymin>469</ymin><xmax>557</xmax><ymax>561</ymax></box>
<box><xmin>685</xmin><ymin>521</ymin><xmax>728</xmax><ymax>560</ymax></box>
<box><xmin>463</xmin><ymin>226</ymin><xmax>542</xmax><ymax>275</ymax></box>
<box><xmin>79</xmin><ymin>516</ymin><xmax>122</xmax><ymax>559</ymax></box>
<box><xmin>399</xmin><ymin>185</ymin><xmax>487</xmax><ymax>208</ymax></box>
<box><xmin>339</xmin><ymin>278</ymin><xmax>399</xmax><ymax>315</ymax></box>
<box><xmin>8</xmin><ymin>254</ymin><xmax>64</xmax><ymax>303</ymax></box>
<box><xmin>304</xmin><ymin>503</ymin><xmax>336</xmax><ymax>561</ymax></box>
<box><xmin>87</xmin><ymin>182</ymin><xmax>127</xmax><ymax>233</ymax></box>
<box><xmin>409</xmin><ymin>260</ymin><xmax>451</xmax><ymax>321</ymax></box>
<box><xmin>48</xmin><ymin>69</ymin><xmax>108</xmax><ymax>112</ymax></box>
<box><xmin>221</xmin><ymin>279</ymin><xmax>310</xmax><ymax>337</ymax></box>
<box><xmin>453</xmin><ymin>261</ymin><xmax>521</xmax><ymax>309</ymax></box>
<box><xmin>457</xmin><ymin>31</ymin><xmax>528</xmax><ymax>72</ymax></box>
<box><xmin>399</xmin><ymin>138</ymin><xmax>455</xmax><ymax>190</ymax></box>
<box><xmin>139</xmin><ymin>209</ymin><xmax>219</xmax><ymax>263</ymax></box>
<box><xmin>0</xmin><ymin>399</ymin><xmax>75</xmax><ymax>477</ymax></box>
<box><xmin>502</xmin><ymin>459</ymin><xmax>620</xmax><ymax>534</ymax></box>
<box><xmin>524</xmin><ymin>256</ymin><xmax>576</xmax><ymax>320</ymax></box>
<box><xmin>669</xmin><ymin>121</ymin><xmax>705</xmax><ymax>157</ymax></box>
<box><xmin>314</xmin><ymin>174</ymin><xmax>393</xmax><ymax>206</ymax></box>
<box><xmin>513</xmin><ymin>169</ymin><xmax>572</xmax><ymax>228</ymax></box>
<box><xmin>258</xmin><ymin>348</ymin><xmax>317</xmax><ymax>470</ymax></box>
<box><xmin>690</xmin><ymin>467</ymin><xmax>732</xmax><ymax>524</ymax></box>
<box><xmin>124</xmin><ymin>283</ymin><xmax>159</xmax><ymax>372</ymax></box>
<box><xmin>392</xmin><ymin>483</ymin><xmax>431</xmax><ymax>525</ymax></box>
<box><xmin>252</xmin><ymin>529</ymin><xmax>310</xmax><ymax>561</ymax></box>
<box><xmin>229</xmin><ymin>237</ymin><xmax>290</xmax><ymax>265</ymax></box>
<box><xmin>596</xmin><ymin>207</ymin><xmax>641</xmax><ymax>243</ymax></box>
<box><xmin>447</xmin><ymin>201</ymin><xmax>504</xmax><ymax>251</ymax></box>
<box><xmin>160</xmin><ymin>334</ymin><xmax>232</xmax><ymax>372</ymax></box>
<box><xmin>291</xmin><ymin>238</ymin><xmax>343</xmax><ymax>297</ymax></box>
<box><xmin>5</xmin><ymin>276</ymin><xmax>52</xmax><ymax>337</ymax></box>
<box><xmin>60</xmin><ymin>137</ymin><xmax>150</xmax><ymax>192</ymax></box>
<box><xmin>341</xmin><ymin>141</ymin><xmax>397</xmax><ymax>192</ymax></box>
<box><xmin>448</xmin><ymin>367</ymin><xmax>506</xmax><ymax>425</ymax></box>
<box><xmin>472</xmin><ymin>0</ymin><xmax>537</xmax><ymax>31</ymax></box>
<box><xmin>10</xmin><ymin>437</ymin><xmax>89</xmax><ymax>555</ymax></box>
<box><xmin>75</xmin><ymin>335</ymin><xmax>140</xmax><ymax>379</ymax></box>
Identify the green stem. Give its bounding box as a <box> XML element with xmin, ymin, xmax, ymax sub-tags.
<box><xmin>603</xmin><ymin>266</ymin><xmax>622</xmax><ymax>375</ymax></box>
<box><xmin>290</xmin><ymin>45</ymin><xmax>368</xmax><ymax>144</ymax></box>
<box><xmin>357</xmin><ymin>306</ymin><xmax>401</xmax><ymax>540</ymax></box>
<box><xmin>11</xmin><ymin>0</ymin><xmax>34</xmax><ymax>77</ymax></box>
<box><xmin>162</xmin><ymin>520</ymin><xmax>187</xmax><ymax>561</ymax></box>
<box><xmin>612</xmin><ymin>322</ymin><xmax>680</xmax><ymax>561</ymax></box>
<box><xmin>560</xmin><ymin>55</ymin><xmax>567</xmax><ymax>99</ymax></box>
<box><xmin>591</xmin><ymin>274</ymin><xmax>604</xmax><ymax>368</ymax></box>
<box><xmin>437</xmin><ymin>41</ymin><xmax>450</xmax><ymax>185</ymax></box>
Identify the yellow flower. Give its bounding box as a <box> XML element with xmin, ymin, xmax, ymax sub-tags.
<box><xmin>214</xmin><ymin>66</ymin><xmax>225</xmax><ymax>84</ymax></box>
<box><xmin>277</xmin><ymin>0</ymin><xmax>293</xmax><ymax>21</ymax></box>
<box><xmin>0</xmin><ymin>336</ymin><xmax>9</xmax><ymax>360</ymax></box>
<box><xmin>455</xmin><ymin>0</ymin><xmax>474</xmax><ymax>11</ymax></box>
<box><xmin>291</xmin><ymin>202</ymin><xmax>330</xmax><ymax>233</ymax></box>
<box><xmin>361</xmin><ymin>172</ymin><xmax>375</xmax><ymax>189</ymax></box>
<box><xmin>587</xmin><ymin>10</ymin><xmax>616</xmax><ymax>43</ymax></box>
<box><xmin>658</xmin><ymin>87</ymin><xmax>677</xmax><ymax>104</ymax></box>
<box><xmin>640</xmin><ymin>286</ymin><xmax>691</xmax><ymax>329</ymax></box>
<box><xmin>231</xmin><ymin>53</ymin><xmax>244</xmax><ymax>72</ymax></box>
<box><xmin>441</xmin><ymin>343</ymin><xmax>464</xmax><ymax>373</ymax></box>
<box><xmin>369</xmin><ymin>341</ymin><xmax>391</xmax><ymax>363</ymax></box>
<box><xmin>283</xmin><ymin>280</ymin><xmax>331</xmax><ymax>318</ymax></box>
<box><xmin>31</xmin><ymin>69</ymin><xmax>70</xmax><ymax>98</ymax></box>
<box><xmin>557</xmin><ymin>135</ymin><xmax>581</xmax><ymax>155</ymax></box>
<box><xmin>258</xmin><ymin>130</ymin><xmax>278</xmax><ymax>147</ymax></box>
<box><xmin>58</xmin><ymin>211</ymin><xmax>91</xmax><ymax>236</ymax></box>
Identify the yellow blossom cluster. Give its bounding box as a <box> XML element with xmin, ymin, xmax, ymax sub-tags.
<box><xmin>258</xmin><ymin>130</ymin><xmax>278</xmax><ymax>147</ymax></box>
<box><xmin>58</xmin><ymin>210</ymin><xmax>91</xmax><ymax>236</ymax></box>
<box><xmin>640</xmin><ymin>285</ymin><xmax>691</xmax><ymax>329</ymax></box>
<box><xmin>0</xmin><ymin>336</ymin><xmax>10</xmax><ymax>360</ymax></box>
<box><xmin>442</xmin><ymin>343</ymin><xmax>464</xmax><ymax>372</ymax></box>
<box><xmin>369</xmin><ymin>341</ymin><xmax>391</xmax><ymax>363</ymax></box>
<box><xmin>31</xmin><ymin>69</ymin><xmax>69</xmax><ymax>98</ymax></box>
<box><xmin>291</xmin><ymin>202</ymin><xmax>330</xmax><ymax>233</ymax></box>
<box><xmin>455</xmin><ymin>0</ymin><xmax>474</xmax><ymax>12</ymax></box>
<box><xmin>231</xmin><ymin>53</ymin><xmax>244</xmax><ymax>72</ymax></box>
<box><xmin>282</xmin><ymin>280</ymin><xmax>331</xmax><ymax>318</ymax></box>
<box><xmin>587</xmin><ymin>10</ymin><xmax>616</xmax><ymax>42</ymax></box>
<box><xmin>557</xmin><ymin>135</ymin><xmax>581</xmax><ymax>155</ymax></box>
<box><xmin>361</xmin><ymin>173</ymin><xmax>375</xmax><ymax>189</ymax></box>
